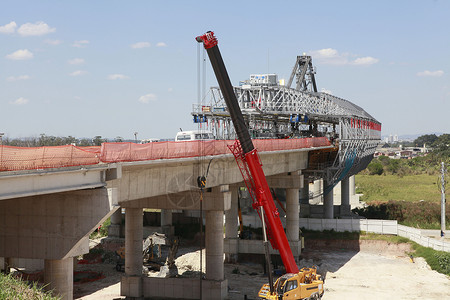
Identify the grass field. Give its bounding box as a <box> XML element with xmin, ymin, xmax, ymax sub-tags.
<box><xmin>355</xmin><ymin>174</ymin><xmax>442</xmax><ymax>203</ymax></box>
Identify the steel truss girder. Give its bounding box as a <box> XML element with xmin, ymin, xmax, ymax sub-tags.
<box><xmin>192</xmin><ymin>85</ymin><xmax>381</xmax><ymax>188</ymax></box>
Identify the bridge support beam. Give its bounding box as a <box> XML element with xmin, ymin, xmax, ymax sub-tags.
<box><xmin>225</xmin><ymin>185</ymin><xmax>239</xmax><ymax>263</ymax></box>
<box><xmin>121</xmin><ymin>207</ymin><xmax>143</xmax><ymax>298</ymax></box>
<box><xmin>324</xmin><ymin>184</ymin><xmax>334</xmax><ymax>219</ymax></box>
<box><xmin>44</xmin><ymin>257</ymin><xmax>73</xmax><ymax>300</ymax></box>
<box><xmin>340</xmin><ymin>177</ymin><xmax>351</xmax><ymax>216</ymax></box>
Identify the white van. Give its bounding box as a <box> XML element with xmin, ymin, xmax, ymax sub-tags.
<box><xmin>175</xmin><ymin>130</ymin><xmax>215</xmax><ymax>141</ymax></box>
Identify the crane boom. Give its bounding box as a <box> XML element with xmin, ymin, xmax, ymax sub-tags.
<box><xmin>196</xmin><ymin>31</ymin><xmax>299</xmax><ymax>274</ymax></box>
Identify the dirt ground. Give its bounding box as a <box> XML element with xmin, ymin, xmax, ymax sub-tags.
<box><xmin>74</xmin><ymin>240</ymin><xmax>450</xmax><ymax>300</ymax></box>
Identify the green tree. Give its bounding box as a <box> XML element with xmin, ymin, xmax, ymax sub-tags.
<box><xmin>414</xmin><ymin>134</ymin><xmax>438</xmax><ymax>147</ymax></box>
<box><xmin>368</xmin><ymin>161</ymin><xmax>383</xmax><ymax>175</ymax></box>
<box><xmin>92</xmin><ymin>136</ymin><xmax>105</xmax><ymax>146</ymax></box>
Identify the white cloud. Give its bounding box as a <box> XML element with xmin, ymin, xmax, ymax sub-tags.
<box><xmin>45</xmin><ymin>39</ymin><xmax>62</xmax><ymax>45</ymax></box>
<box><xmin>416</xmin><ymin>70</ymin><xmax>444</xmax><ymax>77</ymax></box>
<box><xmin>131</xmin><ymin>42</ymin><xmax>150</xmax><ymax>49</ymax></box>
<box><xmin>17</xmin><ymin>21</ymin><xmax>55</xmax><ymax>36</ymax></box>
<box><xmin>10</xmin><ymin>97</ymin><xmax>29</xmax><ymax>105</ymax></box>
<box><xmin>6</xmin><ymin>49</ymin><xmax>34</xmax><ymax>60</ymax></box>
<box><xmin>72</xmin><ymin>40</ymin><xmax>89</xmax><ymax>48</ymax></box>
<box><xmin>107</xmin><ymin>74</ymin><xmax>129</xmax><ymax>80</ymax></box>
<box><xmin>156</xmin><ymin>42</ymin><xmax>167</xmax><ymax>47</ymax></box>
<box><xmin>352</xmin><ymin>56</ymin><xmax>379</xmax><ymax>65</ymax></box>
<box><xmin>310</xmin><ymin>48</ymin><xmax>379</xmax><ymax>66</ymax></box>
<box><xmin>69</xmin><ymin>70</ymin><xmax>87</xmax><ymax>76</ymax></box>
<box><xmin>0</xmin><ymin>21</ymin><xmax>17</xmax><ymax>34</ymax></box>
<box><xmin>138</xmin><ymin>93</ymin><xmax>156</xmax><ymax>103</ymax></box>
<box><xmin>309</xmin><ymin>48</ymin><xmax>349</xmax><ymax>65</ymax></box>
<box><xmin>68</xmin><ymin>58</ymin><xmax>85</xmax><ymax>65</ymax></box>
<box><xmin>321</xmin><ymin>88</ymin><xmax>333</xmax><ymax>95</ymax></box>
<box><xmin>6</xmin><ymin>75</ymin><xmax>31</xmax><ymax>81</ymax></box>
<box><xmin>168</xmin><ymin>87</ymin><xmax>173</xmax><ymax>92</ymax></box>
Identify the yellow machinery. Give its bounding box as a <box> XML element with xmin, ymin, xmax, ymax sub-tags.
<box><xmin>258</xmin><ymin>267</ymin><xmax>324</xmax><ymax>300</ymax></box>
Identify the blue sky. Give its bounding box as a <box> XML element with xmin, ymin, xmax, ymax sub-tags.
<box><xmin>1</xmin><ymin>0</ymin><xmax>449</xmax><ymax>140</ymax></box>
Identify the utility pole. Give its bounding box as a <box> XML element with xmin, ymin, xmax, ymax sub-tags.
<box><xmin>441</xmin><ymin>162</ymin><xmax>446</xmax><ymax>238</ymax></box>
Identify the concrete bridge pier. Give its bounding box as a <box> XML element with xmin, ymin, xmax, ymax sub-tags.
<box><xmin>267</xmin><ymin>173</ymin><xmax>303</xmax><ymax>257</ymax></box>
<box><xmin>299</xmin><ymin>177</ymin><xmax>310</xmax><ymax>217</ymax></box>
<box><xmin>108</xmin><ymin>208</ymin><xmax>122</xmax><ymax>238</ymax></box>
<box><xmin>161</xmin><ymin>209</ymin><xmax>174</xmax><ymax>236</ymax></box>
<box><xmin>206</xmin><ymin>210</ymin><xmax>224</xmax><ymax>280</ymax></box>
<box><xmin>44</xmin><ymin>258</ymin><xmax>73</xmax><ymax>300</ymax></box>
<box><xmin>349</xmin><ymin>175</ymin><xmax>356</xmax><ymax>196</ymax></box>
<box><xmin>312</xmin><ymin>179</ymin><xmax>323</xmax><ymax>204</ymax></box>
<box><xmin>121</xmin><ymin>208</ymin><xmax>144</xmax><ymax>298</ymax></box>
<box><xmin>224</xmin><ymin>184</ymin><xmax>239</xmax><ymax>263</ymax></box>
<box><xmin>340</xmin><ymin>177</ymin><xmax>351</xmax><ymax>216</ymax></box>
<box><xmin>286</xmin><ymin>188</ymin><xmax>300</xmax><ymax>255</ymax></box>
<box><xmin>120</xmin><ymin>185</ymin><xmax>230</xmax><ymax>299</ymax></box>
<box><xmin>324</xmin><ymin>183</ymin><xmax>334</xmax><ymax>219</ymax></box>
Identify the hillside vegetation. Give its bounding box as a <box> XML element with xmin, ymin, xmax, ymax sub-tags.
<box><xmin>354</xmin><ymin>134</ymin><xmax>449</xmax><ymax>229</ymax></box>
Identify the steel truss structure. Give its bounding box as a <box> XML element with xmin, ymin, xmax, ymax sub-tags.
<box><xmin>192</xmin><ymin>55</ymin><xmax>381</xmax><ymax>190</ymax></box>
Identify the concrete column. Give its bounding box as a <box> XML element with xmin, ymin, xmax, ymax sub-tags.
<box><xmin>225</xmin><ymin>185</ymin><xmax>239</xmax><ymax>263</ymax></box>
<box><xmin>125</xmin><ymin>208</ymin><xmax>143</xmax><ymax>276</ymax></box>
<box><xmin>340</xmin><ymin>177</ymin><xmax>351</xmax><ymax>216</ymax></box>
<box><xmin>161</xmin><ymin>209</ymin><xmax>172</xmax><ymax>226</ymax></box>
<box><xmin>349</xmin><ymin>175</ymin><xmax>356</xmax><ymax>196</ymax></box>
<box><xmin>312</xmin><ymin>179</ymin><xmax>322</xmax><ymax>204</ymax></box>
<box><xmin>324</xmin><ymin>185</ymin><xmax>334</xmax><ymax>219</ymax></box>
<box><xmin>225</xmin><ymin>185</ymin><xmax>239</xmax><ymax>239</ymax></box>
<box><xmin>44</xmin><ymin>257</ymin><xmax>73</xmax><ymax>300</ymax></box>
<box><xmin>299</xmin><ymin>178</ymin><xmax>310</xmax><ymax>204</ymax></box>
<box><xmin>109</xmin><ymin>208</ymin><xmax>122</xmax><ymax>238</ymax></box>
<box><xmin>161</xmin><ymin>209</ymin><xmax>173</xmax><ymax>236</ymax></box>
<box><xmin>286</xmin><ymin>189</ymin><xmax>299</xmax><ymax>242</ymax></box>
<box><xmin>206</xmin><ymin>210</ymin><xmax>224</xmax><ymax>281</ymax></box>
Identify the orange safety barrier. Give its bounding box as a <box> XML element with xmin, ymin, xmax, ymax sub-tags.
<box><xmin>100</xmin><ymin>137</ymin><xmax>331</xmax><ymax>163</ymax></box>
<box><xmin>0</xmin><ymin>145</ymin><xmax>100</xmax><ymax>172</ymax></box>
<box><xmin>0</xmin><ymin>137</ymin><xmax>331</xmax><ymax>172</ymax></box>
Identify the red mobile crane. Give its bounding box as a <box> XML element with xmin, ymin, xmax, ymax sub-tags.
<box><xmin>196</xmin><ymin>31</ymin><xmax>324</xmax><ymax>300</ymax></box>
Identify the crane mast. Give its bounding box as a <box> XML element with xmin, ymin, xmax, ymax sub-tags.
<box><xmin>196</xmin><ymin>31</ymin><xmax>299</xmax><ymax>274</ymax></box>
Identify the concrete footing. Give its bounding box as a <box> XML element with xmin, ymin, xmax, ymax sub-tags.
<box><xmin>141</xmin><ymin>277</ymin><xmax>227</xmax><ymax>300</ymax></box>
